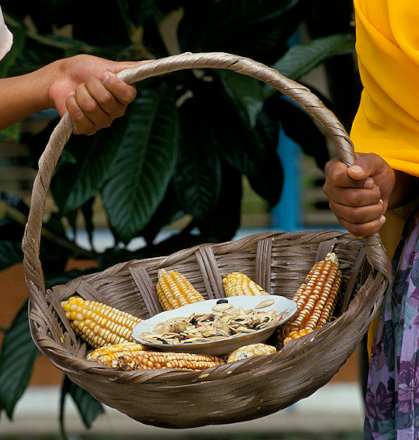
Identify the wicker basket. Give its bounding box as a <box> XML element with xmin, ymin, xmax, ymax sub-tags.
<box><xmin>22</xmin><ymin>52</ymin><xmax>391</xmax><ymax>429</ymax></box>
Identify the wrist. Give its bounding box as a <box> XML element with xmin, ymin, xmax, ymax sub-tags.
<box><xmin>388</xmin><ymin>170</ymin><xmax>419</xmax><ymax>210</ymax></box>
<box><xmin>17</xmin><ymin>61</ymin><xmax>61</xmax><ymax>113</ymax></box>
<box><xmin>39</xmin><ymin>58</ymin><xmax>66</xmax><ymax>110</ymax></box>
<box><xmin>0</xmin><ymin>66</ymin><xmax>53</xmax><ymax>129</ymax></box>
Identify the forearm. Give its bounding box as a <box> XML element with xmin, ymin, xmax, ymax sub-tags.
<box><xmin>0</xmin><ymin>62</ymin><xmax>57</xmax><ymax>130</ymax></box>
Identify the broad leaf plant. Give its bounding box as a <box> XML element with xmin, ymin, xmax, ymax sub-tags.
<box><xmin>0</xmin><ymin>0</ymin><xmax>358</xmax><ymax>433</ymax></box>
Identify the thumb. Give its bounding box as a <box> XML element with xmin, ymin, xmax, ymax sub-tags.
<box><xmin>347</xmin><ymin>153</ymin><xmax>384</xmax><ymax>183</ymax></box>
<box><xmin>107</xmin><ymin>60</ymin><xmax>153</xmax><ymax>75</ymax></box>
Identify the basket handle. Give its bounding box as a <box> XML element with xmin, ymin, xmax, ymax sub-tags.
<box><xmin>22</xmin><ymin>52</ymin><xmax>392</xmax><ymax>305</ymax></box>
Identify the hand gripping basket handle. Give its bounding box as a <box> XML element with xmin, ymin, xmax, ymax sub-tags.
<box><xmin>22</xmin><ymin>52</ymin><xmax>391</xmax><ymax>309</ymax></box>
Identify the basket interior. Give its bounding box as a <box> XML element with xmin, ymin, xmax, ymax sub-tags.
<box><xmin>40</xmin><ymin>230</ymin><xmax>368</xmax><ymax>356</ymax></box>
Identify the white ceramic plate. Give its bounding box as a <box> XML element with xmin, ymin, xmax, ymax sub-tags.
<box><xmin>132</xmin><ymin>295</ymin><xmax>297</xmax><ymax>356</ymax></box>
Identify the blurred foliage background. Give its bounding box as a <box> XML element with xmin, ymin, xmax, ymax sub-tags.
<box><xmin>0</xmin><ymin>0</ymin><xmax>361</xmax><ymax>435</ymax></box>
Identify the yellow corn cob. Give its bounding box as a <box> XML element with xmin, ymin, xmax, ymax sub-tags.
<box><xmin>86</xmin><ymin>342</ymin><xmax>146</xmax><ymax>365</ymax></box>
<box><xmin>223</xmin><ymin>272</ymin><xmax>269</xmax><ymax>297</ymax></box>
<box><xmin>155</xmin><ymin>268</ymin><xmax>205</xmax><ymax>311</ymax></box>
<box><xmin>280</xmin><ymin>252</ymin><xmax>342</xmax><ymax>344</ymax></box>
<box><xmin>227</xmin><ymin>343</ymin><xmax>276</xmax><ymax>363</ymax></box>
<box><xmin>61</xmin><ymin>297</ymin><xmax>142</xmax><ymax>348</ymax></box>
<box><xmin>110</xmin><ymin>351</ymin><xmax>225</xmax><ymax>371</ymax></box>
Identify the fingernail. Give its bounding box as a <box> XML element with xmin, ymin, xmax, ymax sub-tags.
<box><xmin>380</xmin><ymin>215</ymin><xmax>386</xmax><ymax>225</ymax></box>
<box><xmin>350</xmin><ymin>165</ymin><xmax>363</xmax><ymax>174</ymax></box>
<box><xmin>364</xmin><ymin>178</ymin><xmax>374</xmax><ymax>189</ymax></box>
<box><xmin>102</xmin><ymin>73</ymin><xmax>110</xmax><ymax>84</ymax></box>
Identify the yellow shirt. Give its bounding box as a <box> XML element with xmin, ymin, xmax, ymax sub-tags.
<box><xmin>352</xmin><ymin>0</ymin><xmax>419</xmax><ymax>355</ymax></box>
<box><xmin>352</xmin><ymin>0</ymin><xmax>419</xmax><ymax>177</ymax></box>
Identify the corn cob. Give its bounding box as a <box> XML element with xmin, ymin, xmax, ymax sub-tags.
<box><xmin>155</xmin><ymin>268</ymin><xmax>205</xmax><ymax>311</ymax></box>
<box><xmin>280</xmin><ymin>252</ymin><xmax>342</xmax><ymax>345</ymax></box>
<box><xmin>109</xmin><ymin>350</ymin><xmax>225</xmax><ymax>371</ymax></box>
<box><xmin>61</xmin><ymin>297</ymin><xmax>142</xmax><ymax>348</ymax></box>
<box><xmin>282</xmin><ymin>329</ymin><xmax>313</xmax><ymax>345</ymax></box>
<box><xmin>223</xmin><ymin>272</ymin><xmax>269</xmax><ymax>297</ymax></box>
<box><xmin>87</xmin><ymin>342</ymin><xmax>146</xmax><ymax>365</ymax></box>
<box><xmin>227</xmin><ymin>343</ymin><xmax>276</xmax><ymax>363</ymax></box>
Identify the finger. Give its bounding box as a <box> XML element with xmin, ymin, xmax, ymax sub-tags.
<box><xmin>324</xmin><ymin>158</ymin><xmax>372</xmax><ymax>189</ymax></box>
<box><xmin>73</xmin><ymin>80</ymin><xmax>113</xmax><ymax>134</ymax></box>
<box><xmin>347</xmin><ymin>153</ymin><xmax>388</xmax><ymax>181</ymax></box>
<box><xmin>335</xmin><ymin>214</ymin><xmax>386</xmax><ymax>238</ymax></box>
<box><xmin>66</xmin><ymin>90</ymin><xmax>97</xmax><ymax>136</ymax></box>
<box><xmin>328</xmin><ymin>199</ymin><xmax>384</xmax><ymax>225</ymax></box>
<box><xmin>83</xmin><ymin>76</ymin><xmax>121</xmax><ymax>119</ymax></box>
<box><xmin>82</xmin><ymin>74</ymin><xmax>135</xmax><ymax>123</ymax></box>
<box><xmin>101</xmin><ymin>72</ymin><xmax>137</xmax><ymax>106</ymax></box>
<box><xmin>323</xmin><ymin>183</ymin><xmax>382</xmax><ymax>208</ymax></box>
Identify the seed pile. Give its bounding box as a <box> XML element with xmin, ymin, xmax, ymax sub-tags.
<box><xmin>138</xmin><ymin>299</ymin><xmax>281</xmax><ymax>346</ymax></box>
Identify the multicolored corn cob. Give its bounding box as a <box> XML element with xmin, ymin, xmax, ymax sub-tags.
<box><xmin>92</xmin><ymin>348</ymin><xmax>225</xmax><ymax>371</ymax></box>
<box><xmin>87</xmin><ymin>342</ymin><xmax>147</xmax><ymax>364</ymax></box>
<box><xmin>280</xmin><ymin>252</ymin><xmax>342</xmax><ymax>345</ymax></box>
<box><xmin>282</xmin><ymin>329</ymin><xmax>313</xmax><ymax>345</ymax></box>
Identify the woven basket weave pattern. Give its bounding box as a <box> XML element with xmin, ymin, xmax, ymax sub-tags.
<box><xmin>22</xmin><ymin>52</ymin><xmax>392</xmax><ymax>429</ymax></box>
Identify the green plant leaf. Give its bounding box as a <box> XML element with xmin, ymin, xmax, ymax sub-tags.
<box><xmin>80</xmin><ymin>197</ymin><xmax>96</xmax><ymax>251</ymax></box>
<box><xmin>246</xmin><ymin>107</ymin><xmax>283</xmax><ymax>206</ymax></box>
<box><xmin>51</xmin><ymin>114</ymin><xmax>129</xmax><ymax>215</ymax></box>
<box><xmin>214</xmin><ymin>9</ymin><xmax>302</xmax><ymax>65</ymax></box>
<box><xmin>0</xmin><ymin>301</ymin><xmax>39</xmax><ymax>418</ymax></box>
<box><xmin>0</xmin><ymin>124</ymin><xmax>20</xmax><ymax>142</ymax></box>
<box><xmin>198</xmin><ymin>158</ymin><xmax>243</xmax><ymax>242</ymax></box>
<box><xmin>266</xmin><ymin>95</ymin><xmax>330</xmax><ymax>169</ymax></box>
<box><xmin>186</xmin><ymin>0</ymin><xmax>305</xmax><ymax>65</ymax></box>
<box><xmin>269</xmin><ymin>33</ymin><xmax>356</xmax><ymax>83</ymax></box>
<box><xmin>101</xmin><ymin>81</ymin><xmax>179</xmax><ymax>244</ymax></box>
<box><xmin>60</xmin><ymin>376</ymin><xmax>104</xmax><ymax>433</ymax></box>
<box><xmin>139</xmin><ymin>181</ymin><xmax>184</xmax><ymax>246</ymax></box>
<box><xmin>174</xmin><ymin>94</ymin><xmax>222</xmax><ymax>224</ymax></box>
<box><xmin>179</xmin><ymin>0</ymin><xmax>300</xmax><ymax>52</ymax></box>
<box><xmin>193</xmin><ymin>75</ymin><xmax>283</xmax><ymax>206</ymax></box>
<box><xmin>219</xmin><ymin>71</ymin><xmax>264</xmax><ymax>127</ymax></box>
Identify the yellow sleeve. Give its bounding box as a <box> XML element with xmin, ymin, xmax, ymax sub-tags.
<box><xmin>352</xmin><ymin>0</ymin><xmax>419</xmax><ymax>177</ymax></box>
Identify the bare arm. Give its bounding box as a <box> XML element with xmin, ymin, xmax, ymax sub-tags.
<box><xmin>0</xmin><ymin>55</ymin><xmax>144</xmax><ymax>135</ymax></box>
<box><xmin>0</xmin><ymin>71</ymin><xmax>52</xmax><ymax>129</ymax></box>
